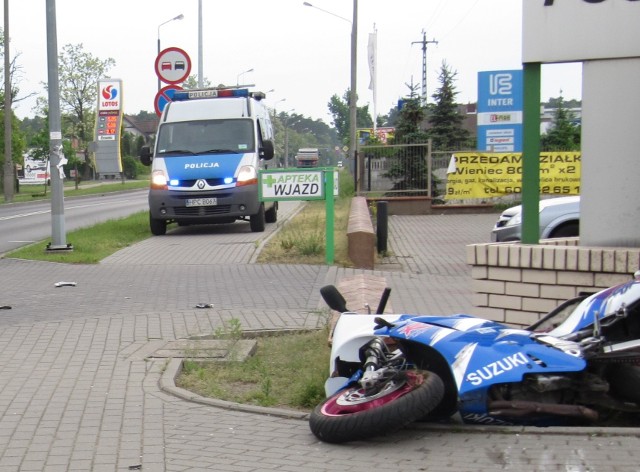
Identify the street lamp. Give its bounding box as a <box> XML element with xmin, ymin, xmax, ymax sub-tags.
<box><xmin>303</xmin><ymin>2</ymin><xmax>350</xmax><ymax>23</ymax></box>
<box><xmin>303</xmin><ymin>1</ymin><xmax>358</xmax><ymax>191</ymax></box>
<box><xmin>237</xmin><ymin>68</ymin><xmax>254</xmax><ymax>86</ymax></box>
<box><xmin>284</xmin><ymin>109</ymin><xmax>295</xmax><ymax>168</ymax></box>
<box><xmin>273</xmin><ymin>98</ymin><xmax>286</xmax><ymax>119</ymax></box>
<box><xmin>157</xmin><ymin>13</ymin><xmax>184</xmax><ymax>91</ymax></box>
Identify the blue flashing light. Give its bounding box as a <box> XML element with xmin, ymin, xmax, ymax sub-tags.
<box><xmin>173</xmin><ymin>88</ymin><xmax>250</xmax><ymax>101</ymax></box>
<box><xmin>169</xmin><ymin>179</ymin><xmax>180</xmax><ymax>186</ymax></box>
<box><xmin>224</xmin><ymin>177</ymin><xmax>234</xmax><ymax>184</ymax></box>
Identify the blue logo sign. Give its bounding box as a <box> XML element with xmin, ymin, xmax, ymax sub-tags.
<box><xmin>477</xmin><ymin>70</ymin><xmax>523</xmax><ymax>152</ymax></box>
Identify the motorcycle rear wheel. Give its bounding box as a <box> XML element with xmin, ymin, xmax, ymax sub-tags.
<box><xmin>309</xmin><ymin>370</ymin><xmax>444</xmax><ymax>444</ymax></box>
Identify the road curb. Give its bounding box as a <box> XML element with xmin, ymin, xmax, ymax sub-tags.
<box><xmin>159</xmin><ymin>357</ymin><xmax>310</xmax><ymax>421</ymax></box>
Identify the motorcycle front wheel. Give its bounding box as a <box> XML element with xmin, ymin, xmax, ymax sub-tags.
<box><xmin>309</xmin><ymin>370</ymin><xmax>444</xmax><ymax>444</ymax></box>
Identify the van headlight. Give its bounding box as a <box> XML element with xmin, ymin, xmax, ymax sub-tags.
<box><xmin>236</xmin><ymin>165</ymin><xmax>258</xmax><ymax>186</ymax></box>
<box><xmin>151</xmin><ymin>170</ymin><xmax>169</xmax><ymax>190</ymax></box>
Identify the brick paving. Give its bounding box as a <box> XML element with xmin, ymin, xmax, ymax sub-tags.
<box><xmin>0</xmin><ymin>202</ymin><xmax>638</xmax><ymax>471</ymax></box>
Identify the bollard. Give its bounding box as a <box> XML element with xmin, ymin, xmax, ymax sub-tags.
<box><xmin>376</xmin><ymin>201</ymin><xmax>388</xmax><ymax>254</ymax></box>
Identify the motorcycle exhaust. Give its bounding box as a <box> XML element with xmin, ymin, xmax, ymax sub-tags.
<box><xmin>488</xmin><ymin>400</ymin><xmax>598</xmax><ymax>421</ymax></box>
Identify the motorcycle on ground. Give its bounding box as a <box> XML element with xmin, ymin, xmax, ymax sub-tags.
<box><xmin>309</xmin><ymin>273</ymin><xmax>640</xmax><ymax>443</ymax></box>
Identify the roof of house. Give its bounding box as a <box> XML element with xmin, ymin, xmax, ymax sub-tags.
<box><xmin>123</xmin><ymin>115</ymin><xmax>159</xmax><ymax>136</ymax></box>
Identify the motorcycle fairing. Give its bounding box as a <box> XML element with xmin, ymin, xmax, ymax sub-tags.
<box><xmin>548</xmin><ymin>278</ymin><xmax>640</xmax><ymax>337</ymax></box>
<box><xmin>386</xmin><ymin>316</ymin><xmax>586</xmax><ymax>399</ymax></box>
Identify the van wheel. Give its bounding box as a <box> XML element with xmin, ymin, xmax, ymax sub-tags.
<box><xmin>250</xmin><ymin>204</ymin><xmax>266</xmax><ymax>232</ymax></box>
<box><xmin>150</xmin><ymin>215</ymin><xmax>167</xmax><ymax>236</ymax></box>
<box><xmin>265</xmin><ymin>202</ymin><xmax>278</xmax><ymax>223</ymax></box>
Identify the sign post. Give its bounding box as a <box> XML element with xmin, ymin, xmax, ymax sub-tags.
<box><xmin>155</xmin><ymin>47</ymin><xmax>191</xmax><ymax>85</ymax></box>
<box><xmin>94</xmin><ymin>79</ymin><xmax>124</xmax><ymax>175</ymax></box>
<box><xmin>259</xmin><ymin>168</ymin><xmax>336</xmax><ymax>264</ymax></box>
<box><xmin>477</xmin><ymin>70</ymin><xmax>523</xmax><ymax>153</ymax></box>
<box><xmin>154</xmin><ymin>84</ymin><xmax>183</xmax><ymax>117</ymax></box>
<box><xmin>154</xmin><ymin>47</ymin><xmax>191</xmax><ymax>116</ymax></box>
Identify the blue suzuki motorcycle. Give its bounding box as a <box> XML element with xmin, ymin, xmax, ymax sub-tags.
<box><xmin>310</xmin><ymin>274</ymin><xmax>640</xmax><ymax>443</ymax></box>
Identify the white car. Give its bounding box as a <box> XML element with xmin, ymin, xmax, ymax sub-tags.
<box><xmin>491</xmin><ymin>196</ymin><xmax>580</xmax><ymax>242</ymax></box>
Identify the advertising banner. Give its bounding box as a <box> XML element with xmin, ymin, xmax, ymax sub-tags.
<box><xmin>445</xmin><ymin>152</ymin><xmax>581</xmax><ymax>199</ymax></box>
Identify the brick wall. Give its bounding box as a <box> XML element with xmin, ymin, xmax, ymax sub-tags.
<box><xmin>467</xmin><ymin>238</ymin><xmax>640</xmax><ymax>327</ymax></box>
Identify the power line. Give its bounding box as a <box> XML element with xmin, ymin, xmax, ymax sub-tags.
<box><xmin>412</xmin><ymin>30</ymin><xmax>438</xmax><ymax>104</ymax></box>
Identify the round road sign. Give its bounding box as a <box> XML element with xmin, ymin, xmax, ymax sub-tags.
<box><xmin>154</xmin><ymin>85</ymin><xmax>183</xmax><ymax>117</ymax></box>
<box><xmin>155</xmin><ymin>47</ymin><xmax>192</xmax><ymax>85</ymax></box>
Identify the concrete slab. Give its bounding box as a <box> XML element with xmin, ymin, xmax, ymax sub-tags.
<box><xmin>150</xmin><ymin>339</ymin><xmax>257</xmax><ymax>361</ymax></box>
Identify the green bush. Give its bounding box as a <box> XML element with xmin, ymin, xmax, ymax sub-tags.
<box><xmin>122</xmin><ymin>155</ymin><xmax>147</xmax><ymax>179</ymax></box>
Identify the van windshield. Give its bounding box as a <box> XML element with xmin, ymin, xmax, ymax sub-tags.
<box><xmin>156</xmin><ymin>119</ymin><xmax>255</xmax><ymax>155</ymax></box>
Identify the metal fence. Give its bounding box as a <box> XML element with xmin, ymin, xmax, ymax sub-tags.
<box><xmin>356</xmin><ymin>141</ymin><xmax>521</xmax><ymax>206</ymax></box>
<box><xmin>356</xmin><ymin>140</ymin><xmax>466</xmax><ymax>202</ymax></box>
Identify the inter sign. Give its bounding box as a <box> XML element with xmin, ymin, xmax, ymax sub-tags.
<box><xmin>477</xmin><ymin>70</ymin><xmax>523</xmax><ymax>152</ymax></box>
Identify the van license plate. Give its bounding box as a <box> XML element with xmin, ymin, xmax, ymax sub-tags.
<box><xmin>186</xmin><ymin>198</ymin><xmax>217</xmax><ymax>207</ymax></box>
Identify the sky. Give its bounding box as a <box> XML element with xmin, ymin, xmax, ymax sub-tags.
<box><xmin>3</xmin><ymin>0</ymin><xmax>582</xmax><ymax>124</ymax></box>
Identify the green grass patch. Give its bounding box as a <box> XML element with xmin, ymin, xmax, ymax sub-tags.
<box><xmin>177</xmin><ymin>326</ymin><xmax>331</xmax><ymax>410</ymax></box>
<box><xmin>5</xmin><ymin>211</ymin><xmax>151</xmax><ymax>264</ymax></box>
<box><xmin>257</xmin><ymin>169</ymin><xmax>354</xmax><ymax>266</ymax></box>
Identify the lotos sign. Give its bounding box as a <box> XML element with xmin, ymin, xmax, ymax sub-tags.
<box><xmin>98</xmin><ymin>81</ymin><xmax>121</xmax><ymax>111</ymax></box>
<box><xmin>523</xmin><ymin>0</ymin><xmax>640</xmax><ymax>63</ymax></box>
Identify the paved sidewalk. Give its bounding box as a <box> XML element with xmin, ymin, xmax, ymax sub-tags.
<box><xmin>0</xmin><ymin>209</ymin><xmax>639</xmax><ymax>471</ymax></box>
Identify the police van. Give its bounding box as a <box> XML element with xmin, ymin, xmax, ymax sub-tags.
<box><xmin>139</xmin><ymin>87</ymin><xmax>278</xmax><ymax>235</ymax></box>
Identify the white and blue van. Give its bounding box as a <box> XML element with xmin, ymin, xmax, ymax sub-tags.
<box><xmin>140</xmin><ymin>87</ymin><xmax>278</xmax><ymax>235</ymax></box>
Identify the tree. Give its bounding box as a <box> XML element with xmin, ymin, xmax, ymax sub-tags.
<box><xmin>382</xmin><ymin>93</ymin><xmax>431</xmax><ymax>195</ymax></box>
<box><xmin>541</xmin><ymin>95</ymin><xmax>581</xmax><ymax>151</ymax></box>
<box><xmin>181</xmin><ymin>75</ymin><xmax>212</xmax><ymax>89</ymax></box>
<box><xmin>56</xmin><ymin>44</ymin><xmax>115</xmax><ymax>148</ymax></box>
<box><xmin>427</xmin><ymin>61</ymin><xmax>470</xmax><ymax>150</ymax></box>
<box><xmin>327</xmin><ymin>89</ymin><xmax>373</xmax><ymax>144</ymax></box>
<box><xmin>0</xmin><ymin>28</ymin><xmax>30</xmax><ymax>200</ymax></box>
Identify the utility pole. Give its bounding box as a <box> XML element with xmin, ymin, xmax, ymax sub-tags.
<box><xmin>3</xmin><ymin>0</ymin><xmax>14</xmax><ymax>202</ymax></box>
<box><xmin>46</xmin><ymin>0</ymin><xmax>71</xmax><ymax>251</ymax></box>
<box><xmin>412</xmin><ymin>30</ymin><xmax>438</xmax><ymax>104</ymax></box>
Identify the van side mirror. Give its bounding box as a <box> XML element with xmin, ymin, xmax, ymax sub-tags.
<box><xmin>139</xmin><ymin>146</ymin><xmax>153</xmax><ymax>166</ymax></box>
<box><xmin>260</xmin><ymin>139</ymin><xmax>275</xmax><ymax>161</ymax></box>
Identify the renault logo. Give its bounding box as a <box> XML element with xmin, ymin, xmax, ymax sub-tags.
<box><xmin>197</xmin><ymin>179</ymin><xmax>206</xmax><ymax>189</ymax></box>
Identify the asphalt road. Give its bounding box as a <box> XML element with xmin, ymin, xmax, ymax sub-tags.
<box><xmin>0</xmin><ymin>189</ymin><xmax>148</xmax><ymax>255</ymax></box>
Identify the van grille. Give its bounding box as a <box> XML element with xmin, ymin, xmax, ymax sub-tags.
<box><xmin>175</xmin><ymin>178</ymin><xmax>228</xmax><ymax>188</ymax></box>
<box><xmin>174</xmin><ymin>205</ymin><xmax>232</xmax><ymax>216</ymax></box>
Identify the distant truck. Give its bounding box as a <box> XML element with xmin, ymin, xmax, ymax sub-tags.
<box><xmin>295</xmin><ymin>148</ymin><xmax>319</xmax><ymax>168</ymax></box>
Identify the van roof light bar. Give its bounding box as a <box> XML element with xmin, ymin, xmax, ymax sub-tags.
<box><xmin>173</xmin><ymin>88</ymin><xmax>250</xmax><ymax>101</ymax></box>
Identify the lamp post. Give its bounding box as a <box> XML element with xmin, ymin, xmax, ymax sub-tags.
<box><xmin>273</xmin><ymin>98</ymin><xmax>286</xmax><ymax>119</ymax></box>
<box><xmin>157</xmin><ymin>13</ymin><xmax>184</xmax><ymax>91</ymax></box>
<box><xmin>198</xmin><ymin>0</ymin><xmax>203</xmax><ymax>87</ymax></box>
<box><xmin>3</xmin><ymin>0</ymin><xmax>13</xmax><ymax>202</ymax></box>
<box><xmin>303</xmin><ymin>1</ymin><xmax>358</xmax><ymax>191</ymax></box>
<box><xmin>284</xmin><ymin>109</ymin><xmax>295</xmax><ymax>168</ymax></box>
<box><xmin>236</xmin><ymin>68</ymin><xmax>254</xmax><ymax>86</ymax></box>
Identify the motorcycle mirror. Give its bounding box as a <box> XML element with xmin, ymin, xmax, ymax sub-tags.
<box><xmin>374</xmin><ymin>317</ymin><xmax>396</xmax><ymax>330</ymax></box>
<box><xmin>375</xmin><ymin>288</ymin><xmax>392</xmax><ymax>314</ymax></box>
<box><xmin>320</xmin><ymin>285</ymin><xmax>348</xmax><ymax>313</ymax></box>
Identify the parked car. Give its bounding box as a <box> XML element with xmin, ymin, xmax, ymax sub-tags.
<box><xmin>491</xmin><ymin>196</ymin><xmax>580</xmax><ymax>242</ymax></box>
